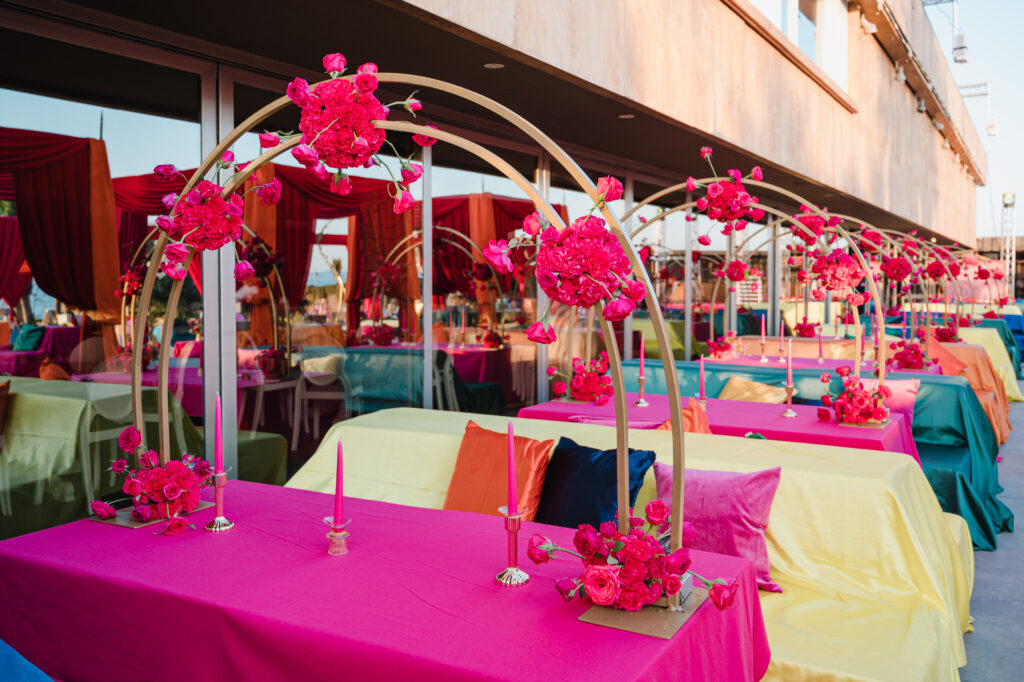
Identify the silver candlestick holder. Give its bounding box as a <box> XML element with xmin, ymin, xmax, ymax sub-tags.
<box><xmin>496</xmin><ymin>506</ymin><xmax>530</xmax><ymax>587</ymax></box>
<box><xmin>323</xmin><ymin>516</ymin><xmax>352</xmax><ymax>556</ymax></box>
<box><xmin>817</xmin><ymin>354</ymin><xmax>825</xmax><ymax>365</ymax></box>
<box><xmin>781</xmin><ymin>385</ymin><xmax>798</xmax><ymax>418</ymax></box>
<box><xmin>204</xmin><ymin>472</ymin><xmax>234</xmax><ymax>532</ymax></box>
<box><xmin>635</xmin><ymin>375</ymin><xmax>650</xmax><ymax>407</ymax></box>
<box><xmin>759</xmin><ymin>340</ymin><xmax>768</xmax><ymax>363</ymax></box>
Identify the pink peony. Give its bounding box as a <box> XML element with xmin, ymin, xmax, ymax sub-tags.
<box><xmin>118</xmin><ymin>426</ymin><xmax>142</xmax><ymax>453</ymax></box>
<box><xmin>580</xmin><ymin>564</ymin><xmax>621</xmax><ymax>606</ymax></box>
<box><xmin>90</xmin><ymin>501</ymin><xmax>117</xmax><ymax>520</ymax></box>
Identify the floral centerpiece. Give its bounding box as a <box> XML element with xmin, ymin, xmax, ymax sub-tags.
<box><xmin>794</xmin><ymin>317</ymin><xmax>819</xmax><ymax>338</ymax></box>
<box><xmin>887</xmin><ymin>339</ymin><xmax>934</xmax><ymax>370</ymax></box>
<box><xmin>114</xmin><ymin>340</ymin><xmax>158</xmax><ymax>372</ymax></box>
<box><xmin>475</xmin><ymin>327</ymin><xmax>508</xmax><ymax>349</ymax></box>
<box><xmin>256</xmin><ymin>347</ymin><xmax>288</xmax><ymax>379</ymax></box>
<box><xmin>187</xmin><ymin>316</ymin><xmax>202</xmax><ymax>341</ymax></box>
<box><xmin>686</xmin><ymin>148</ymin><xmax>766</xmax><ymax>238</ymax></box>
<box><xmin>817</xmin><ymin>366</ymin><xmax>890</xmax><ymax>425</ymax></box>
<box><xmin>706</xmin><ymin>331</ymin><xmax>738</xmax><ymax>359</ymax></box>
<box><xmin>239</xmin><ymin>236</ymin><xmax>287</xmax><ymax>286</ymax></box>
<box><xmin>547</xmin><ymin>351</ymin><xmax>613</xmax><ymax>405</ymax></box>
<box><xmin>526</xmin><ymin>501</ymin><xmax>737</xmax><ymax>612</ymax></box>
<box><xmin>359</xmin><ymin>324</ymin><xmax>395</xmax><ymax>346</ymax></box>
<box><xmin>117</xmin><ymin>262</ymin><xmax>147</xmax><ymax>298</ymax></box>
<box><xmin>483</xmin><ymin>177</ymin><xmax>647</xmax><ymax>345</ymax></box>
<box><xmin>89</xmin><ymin>426</ymin><xmax>213</xmax><ymax>536</ymax></box>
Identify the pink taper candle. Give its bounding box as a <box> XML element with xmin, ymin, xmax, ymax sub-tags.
<box><xmin>461</xmin><ymin>308</ymin><xmax>466</xmax><ymax>334</ymax></box>
<box><xmin>779</xmin><ymin>319</ymin><xmax>785</xmax><ymax>352</ymax></box>
<box><xmin>817</xmin><ymin>329</ymin><xmax>823</xmax><ymax>357</ymax></box>
<box><xmin>507</xmin><ymin>422</ymin><xmax>518</xmax><ymax>515</ymax></box>
<box><xmin>786</xmin><ymin>340</ymin><xmax>793</xmax><ymax>386</ymax></box>
<box><xmin>699</xmin><ymin>355</ymin><xmax>706</xmax><ymax>400</ymax></box>
<box><xmin>760</xmin><ymin>316</ymin><xmax>766</xmax><ymax>344</ymax></box>
<box><xmin>333</xmin><ymin>440</ymin><xmax>344</xmax><ymax>526</ymax></box>
<box><xmin>639</xmin><ymin>333</ymin><xmax>645</xmax><ymax>377</ymax></box>
<box><xmin>215</xmin><ymin>393</ymin><xmax>223</xmax><ymax>474</ymax></box>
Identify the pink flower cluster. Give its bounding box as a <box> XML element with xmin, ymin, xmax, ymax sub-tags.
<box><xmin>239</xmin><ymin>236</ymin><xmax>286</xmax><ymax>285</ymax></box>
<box><xmin>818</xmin><ymin>368</ymin><xmax>890</xmax><ymax>424</ymax></box>
<box><xmin>527</xmin><ymin>501</ymin><xmax>738</xmax><ymax>612</ymax></box>
<box><xmin>475</xmin><ymin>328</ymin><xmax>508</xmax><ymax>349</ymax></box>
<box><xmin>256</xmin><ymin>347</ymin><xmax>288</xmax><ymax>379</ymax></box>
<box><xmin>110</xmin><ymin>426</ymin><xmax>212</xmax><ymax>535</ymax></box>
<box><xmin>791</xmin><ymin>205</ymin><xmax>841</xmax><ymax>247</ymax></box>
<box><xmin>549</xmin><ymin>352</ymin><xmax>613</xmax><ymax>405</ymax></box>
<box><xmin>706</xmin><ymin>331</ymin><xmax>737</xmax><ymax>359</ymax></box>
<box><xmin>810</xmin><ymin>250</ymin><xmax>866</xmax><ymax>292</ymax></box>
<box><xmin>359</xmin><ymin>324</ymin><xmax>396</xmax><ymax>346</ymax></box>
<box><xmin>157</xmin><ymin>180</ymin><xmax>243</xmax><ymax>252</ymax></box>
<box><xmin>794</xmin><ymin>317</ymin><xmax>818</xmax><ymax>338</ymax></box>
<box><xmin>117</xmin><ymin>263</ymin><xmax>146</xmax><ymax>298</ymax></box>
<box><xmin>880</xmin><ymin>255</ymin><xmax>913</xmax><ymax>283</ymax></box>
<box><xmin>887</xmin><ymin>339</ymin><xmax>933</xmax><ymax>370</ymax></box>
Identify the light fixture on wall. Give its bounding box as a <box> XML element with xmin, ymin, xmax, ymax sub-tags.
<box><xmin>617</xmin><ymin>113</ymin><xmax>635</xmax><ymax>120</ymax></box>
<box><xmin>895</xmin><ymin>65</ymin><xmax>906</xmax><ymax>83</ymax></box>
<box><xmin>943</xmin><ymin>139</ymin><xmax>951</xmax><ymax>149</ymax></box>
<box><xmin>860</xmin><ymin>13</ymin><xmax>878</xmax><ymax>34</ymax></box>
<box><xmin>933</xmin><ymin>120</ymin><xmax>945</xmax><ymax>131</ymax></box>
<box><xmin>483</xmin><ymin>62</ymin><xmax>505</xmax><ymax>70</ymax></box>
<box><xmin>917</xmin><ymin>98</ymin><xmax>927</xmax><ymax>113</ymax></box>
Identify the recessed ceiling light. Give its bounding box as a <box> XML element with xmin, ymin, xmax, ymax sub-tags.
<box><xmin>618</xmin><ymin>113</ymin><xmax>635</xmax><ymax>119</ymax></box>
<box><xmin>483</xmin><ymin>63</ymin><xmax>505</xmax><ymax>70</ymax></box>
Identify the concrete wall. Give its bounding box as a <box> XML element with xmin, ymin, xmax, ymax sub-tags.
<box><xmin>400</xmin><ymin>0</ymin><xmax>979</xmax><ymax>246</ymax></box>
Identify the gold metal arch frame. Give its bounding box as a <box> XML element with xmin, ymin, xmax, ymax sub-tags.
<box><xmin>624</xmin><ymin>180</ymin><xmax>889</xmax><ymax>380</ymax></box>
<box><xmin>130</xmin><ymin>73</ymin><xmax>689</xmax><ymax>618</ymax></box>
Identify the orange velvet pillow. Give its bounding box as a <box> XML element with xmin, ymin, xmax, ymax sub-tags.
<box><xmin>443</xmin><ymin>420</ymin><xmax>553</xmax><ymax>522</ymax></box>
<box><xmin>656</xmin><ymin>397</ymin><xmax>712</xmax><ymax>434</ymax></box>
<box><xmin>39</xmin><ymin>357</ymin><xmax>70</xmax><ymax>381</ymax></box>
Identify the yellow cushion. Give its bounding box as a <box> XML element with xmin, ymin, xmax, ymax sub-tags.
<box><xmin>717</xmin><ymin>376</ymin><xmax>787</xmax><ymax>404</ymax></box>
<box><xmin>442</xmin><ymin>420</ymin><xmax>553</xmax><ymax>522</ymax></box>
<box><xmin>301</xmin><ymin>354</ymin><xmax>341</xmax><ymax>377</ymax></box>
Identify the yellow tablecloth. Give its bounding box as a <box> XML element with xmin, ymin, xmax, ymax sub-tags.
<box><xmin>289</xmin><ymin>409</ymin><xmax>972</xmax><ymax>682</ymax></box>
<box><xmin>958</xmin><ymin>327</ymin><xmax>1024</xmax><ymax>401</ymax></box>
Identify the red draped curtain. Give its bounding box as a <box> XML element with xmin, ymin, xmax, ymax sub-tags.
<box><xmin>0</xmin><ymin>217</ymin><xmax>31</xmax><ymax>308</ymax></box>
<box><xmin>0</xmin><ymin>127</ymin><xmax>120</xmax><ymax>318</ymax></box>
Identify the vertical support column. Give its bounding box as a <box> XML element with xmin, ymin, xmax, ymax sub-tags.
<box><xmin>421</xmin><ymin>146</ymin><xmax>434</xmax><ymax>409</ymax></box>
<box><xmin>768</xmin><ymin>221</ymin><xmax>780</xmax><ymax>336</ymax></box>
<box><xmin>684</xmin><ymin>193</ymin><xmax>693</xmax><ymax>361</ymax></box>
<box><xmin>202</xmin><ymin>64</ymin><xmax>238</xmax><ymax>477</ymax></box>
<box><xmin>534</xmin><ymin>152</ymin><xmax>550</xmax><ymax>403</ymax></box>
<box><xmin>622</xmin><ymin>176</ymin><xmax>634</xmax><ymax>361</ymax></box>
<box><xmin>824</xmin><ymin>291</ymin><xmax>832</xmax><ymax>328</ymax></box>
<box><xmin>727</xmin><ymin>231</ymin><xmax>737</xmax><ymax>334</ymax></box>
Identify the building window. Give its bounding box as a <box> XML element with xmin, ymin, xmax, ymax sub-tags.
<box><xmin>797</xmin><ymin>0</ymin><xmax>819</xmax><ymax>62</ymax></box>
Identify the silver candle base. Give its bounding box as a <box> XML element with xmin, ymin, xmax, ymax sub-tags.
<box><xmin>634</xmin><ymin>375</ymin><xmax>649</xmax><ymax>407</ymax></box>
<box><xmin>781</xmin><ymin>384</ymin><xmax>798</xmax><ymax>418</ymax></box>
<box><xmin>497</xmin><ymin>506</ymin><xmax>530</xmax><ymax>587</ymax></box>
<box><xmin>204</xmin><ymin>516</ymin><xmax>235</xmax><ymax>533</ymax></box>
<box><xmin>324</xmin><ymin>516</ymin><xmax>352</xmax><ymax>556</ymax></box>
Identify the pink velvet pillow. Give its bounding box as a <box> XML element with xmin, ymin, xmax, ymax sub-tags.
<box><xmin>654</xmin><ymin>462</ymin><xmax>782</xmax><ymax>592</ymax></box>
<box><xmin>866</xmin><ymin>378</ymin><xmax>919</xmax><ymax>430</ymax></box>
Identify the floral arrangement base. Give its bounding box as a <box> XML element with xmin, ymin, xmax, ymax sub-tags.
<box><xmin>90</xmin><ymin>501</ymin><xmax>213</xmax><ymax>529</ymax></box>
<box><xmin>578</xmin><ymin>584</ymin><xmax>708</xmax><ymax>639</ymax></box>
<box><xmin>837</xmin><ymin>419</ymin><xmax>888</xmax><ymax>429</ymax></box>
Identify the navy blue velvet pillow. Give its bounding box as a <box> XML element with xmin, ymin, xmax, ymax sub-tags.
<box><xmin>534</xmin><ymin>437</ymin><xmax>656</xmax><ymax>529</ymax></box>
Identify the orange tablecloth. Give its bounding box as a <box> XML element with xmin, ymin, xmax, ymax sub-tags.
<box><xmin>291</xmin><ymin>324</ymin><xmax>346</xmax><ymax>347</ymax></box>
<box><xmin>942</xmin><ymin>343</ymin><xmax>1013</xmax><ymax>444</ymax></box>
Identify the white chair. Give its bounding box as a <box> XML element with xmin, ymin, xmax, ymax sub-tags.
<box><xmin>291</xmin><ymin>370</ymin><xmax>346</xmax><ymax>451</ymax></box>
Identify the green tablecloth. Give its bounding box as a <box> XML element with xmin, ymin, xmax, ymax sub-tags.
<box><xmin>622</xmin><ymin>358</ymin><xmax>1013</xmax><ymax>550</ymax></box>
<box><xmin>197</xmin><ymin>427</ymin><xmax>287</xmax><ymax>486</ymax></box>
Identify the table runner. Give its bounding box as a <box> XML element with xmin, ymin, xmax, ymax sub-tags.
<box><xmin>620</xmin><ymin>359</ymin><xmax>1012</xmax><ymax>550</ymax></box>
<box><xmin>518</xmin><ymin>394</ymin><xmax>920</xmax><ymax>464</ymax></box>
<box><xmin>0</xmin><ymin>482</ymin><xmax>770</xmax><ymax>682</ymax></box>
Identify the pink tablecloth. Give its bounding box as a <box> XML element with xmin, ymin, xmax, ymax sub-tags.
<box><xmin>519</xmin><ymin>393</ymin><xmax>920</xmax><ymax>464</ymax></box>
<box><xmin>0</xmin><ymin>482</ymin><xmax>770</xmax><ymax>682</ymax></box>
<box><xmin>708</xmin><ymin>354</ymin><xmax>943</xmax><ymax>375</ymax></box>
<box><xmin>171</xmin><ymin>340</ymin><xmax>201</xmax><ymax>358</ymax></box>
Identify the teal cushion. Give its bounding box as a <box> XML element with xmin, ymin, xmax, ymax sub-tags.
<box><xmin>11</xmin><ymin>325</ymin><xmax>45</xmax><ymax>352</ymax></box>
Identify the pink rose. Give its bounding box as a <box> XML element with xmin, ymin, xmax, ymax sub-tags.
<box><xmin>663</xmin><ymin>574</ymin><xmax>683</xmax><ymax>595</ymax></box>
<box><xmin>872</xmin><ymin>407</ymin><xmax>888</xmax><ymax>421</ymax></box>
<box><xmin>153</xmin><ymin>164</ymin><xmax>177</xmax><ymax>181</ymax></box>
<box><xmin>820</xmin><ymin>372</ymin><xmax>831</xmax><ymax>383</ymax></box>
<box><xmin>573</xmin><ymin>524</ymin><xmax>602</xmax><ymax>559</ymax></box>
<box><xmin>483</xmin><ymin>239</ymin><xmax>514</xmax><ymax>273</ymax></box>
<box><xmin>708</xmin><ymin>578</ymin><xmax>739</xmax><ymax>610</ymax></box>
<box><xmin>555</xmin><ymin>577</ymin><xmax>579</xmax><ymax>602</ymax></box>
<box><xmin>322</xmin><ymin>52</ymin><xmax>346</xmax><ymax>73</ymax></box>
<box><xmin>623</xmin><ymin>280</ymin><xmax>647</xmax><ymax>303</ymax></box>
<box><xmin>751</xmin><ymin>166</ymin><xmax>763</xmax><ymax>181</ymax></box>
<box><xmin>234</xmin><ymin>260</ymin><xmax>256</xmax><ymax>281</ymax></box>
<box><xmin>707</xmin><ymin>182</ymin><xmax>724</xmax><ymax>199</ymax></box>
<box><xmin>160</xmin><ymin>193</ymin><xmax>178</xmax><ymax>210</ymax></box>
<box><xmin>90</xmin><ymin>501</ymin><xmax>117</xmax><ymax>519</ymax></box>
<box><xmin>219</xmin><ymin>151</ymin><xmax>234</xmax><ymax>165</ymax></box>
<box><xmin>526</xmin><ymin>321</ymin><xmax>557</xmax><ymax>345</ymax></box>
<box><xmin>527</xmin><ymin>533</ymin><xmax>554</xmax><ymax>564</ymax></box>
<box><xmin>412</xmin><ymin>125</ymin><xmax>439</xmax><ymax>147</ymax></box>
<box><xmin>286</xmin><ymin>77</ymin><xmax>311</xmax><ymax>107</ymax></box>
<box><xmin>599</xmin><ymin>521</ymin><xmax>617</xmax><ymax>538</ymax></box>
<box><xmin>357</xmin><ymin>62</ymin><xmax>378</xmax><ymax>75</ymax></box>
<box><xmin>401</xmin><ymin>163</ymin><xmax>423</xmax><ymax>185</ymax></box>
<box><xmin>665</xmin><ymin>547</ymin><xmax>691</xmax><ymax>575</ymax></box>
<box><xmin>123</xmin><ymin>477</ymin><xmax>143</xmax><ymax>497</ymax></box>
<box><xmin>164</xmin><ymin>517</ymin><xmax>188</xmax><ymax>536</ymax></box>
<box><xmin>644</xmin><ymin>499</ymin><xmax>670</xmax><ymax>526</ymax></box>
<box><xmin>163</xmin><ymin>482</ymin><xmax>182</xmax><ymax>501</ymax></box>
<box><xmin>405</xmin><ymin>97</ymin><xmax>422</xmax><ymax>112</ymax></box>
<box><xmin>686</xmin><ymin>176</ymin><xmax>697</xmax><ymax>192</ymax></box>
<box><xmin>392</xmin><ymin>190</ymin><xmax>415</xmax><ymax>215</ymax></box>
<box><xmin>836</xmin><ymin>366</ymin><xmax>852</xmax><ymax>378</ymax></box>
<box><xmin>603</xmin><ymin>297</ymin><xmax>635</xmax><ymax>322</ymax></box>
<box><xmin>258</xmin><ymin>133</ymin><xmax>280</xmax><ymax>148</ymax></box>
<box><xmin>161</xmin><ymin>263</ymin><xmax>185</xmax><ymax>281</ymax></box>
<box><xmin>522</xmin><ymin>211</ymin><xmax>543</xmax><ymax>236</ymax></box>
<box><xmin>580</xmin><ymin>565</ymin><xmax>620</xmax><ymax>606</ymax></box>
<box><xmin>595</xmin><ymin>176</ymin><xmax>623</xmax><ymax>202</ymax></box>
<box><xmin>141</xmin><ymin>450</ymin><xmax>159</xmax><ymax>467</ymax></box>
<box><xmin>700</xmin><ymin>146</ymin><xmax>713</xmax><ymax>159</ymax></box>
<box><xmin>131</xmin><ymin>505</ymin><xmax>152</xmax><ymax>523</ymax></box>
<box><xmin>118</xmin><ymin>426</ymin><xmax>142</xmax><ymax>453</ymax></box>
<box><xmin>112</xmin><ymin>458</ymin><xmax>127</xmax><ymax>474</ymax></box>
<box><xmin>290</xmin><ymin>144</ymin><xmax>319</xmax><ymax>168</ymax></box>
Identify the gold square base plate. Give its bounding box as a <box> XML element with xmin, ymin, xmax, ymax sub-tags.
<box><xmin>577</xmin><ymin>587</ymin><xmax>709</xmax><ymax>638</ymax></box>
<box><xmin>89</xmin><ymin>500</ymin><xmax>213</xmax><ymax>529</ymax></box>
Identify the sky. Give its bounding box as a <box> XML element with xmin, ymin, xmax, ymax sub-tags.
<box><xmin>924</xmin><ymin>1</ymin><xmax>1024</xmax><ymax>238</ymax></box>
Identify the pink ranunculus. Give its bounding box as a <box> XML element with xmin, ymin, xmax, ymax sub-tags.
<box><xmin>412</xmin><ymin>124</ymin><xmax>439</xmax><ymax>147</ymax></box>
<box><xmin>697</xmin><ymin>234</ymin><xmax>711</xmax><ymax>246</ymax></box>
<box><xmin>522</xmin><ymin>211</ymin><xmax>543</xmax><ymax>236</ymax></box>
<box><xmin>401</xmin><ymin>163</ymin><xmax>423</xmax><ymax>185</ymax></box>
<box><xmin>112</xmin><ymin>458</ymin><xmax>127</xmax><ymax>474</ymax></box>
<box><xmin>286</xmin><ymin>77</ymin><xmax>312</xmax><ymax>107</ymax></box>
<box><xmin>234</xmin><ymin>260</ymin><xmax>256</xmax><ymax>281</ymax></box>
<box><xmin>118</xmin><ymin>426</ymin><xmax>142</xmax><ymax>453</ymax></box>
<box><xmin>322</xmin><ymin>52</ymin><xmax>346</xmax><ymax>73</ymax></box>
<box><xmin>644</xmin><ymin>499</ymin><xmax>670</xmax><ymax>526</ymax></box>
<box><xmin>708</xmin><ymin>578</ymin><xmax>739</xmax><ymax>610</ymax></box>
<box><xmin>90</xmin><ymin>500</ymin><xmax>117</xmax><ymax>519</ymax></box>
<box><xmin>482</xmin><ymin>239</ymin><xmax>514</xmax><ymax>273</ymax></box>
<box><xmin>258</xmin><ymin>133</ymin><xmax>280</xmax><ymax>148</ymax></box>
<box><xmin>555</xmin><ymin>577</ymin><xmax>579</xmax><ymax>602</ymax></box>
<box><xmin>595</xmin><ymin>176</ymin><xmax>624</xmax><ymax>202</ymax></box>
<box><xmin>153</xmin><ymin>164</ymin><xmax>177</xmax><ymax>181</ymax></box>
<box><xmin>603</xmin><ymin>297</ymin><xmax>635</xmax><ymax>322</ymax></box>
<box><xmin>164</xmin><ymin>517</ymin><xmax>188</xmax><ymax>536</ymax></box>
<box><xmin>527</xmin><ymin>533</ymin><xmax>553</xmax><ymax>564</ymax></box>
<box><xmin>393</xmin><ymin>190</ymin><xmax>415</xmax><ymax>214</ymax></box>
<box><xmin>291</xmin><ymin>144</ymin><xmax>319</xmax><ymax>168</ymax></box>
<box><xmin>581</xmin><ymin>565</ymin><xmax>621</xmax><ymax>606</ymax></box>
<box><xmin>526</xmin><ymin>321</ymin><xmax>557</xmax><ymax>345</ymax></box>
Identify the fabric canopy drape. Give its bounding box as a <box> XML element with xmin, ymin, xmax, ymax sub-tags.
<box><xmin>0</xmin><ymin>127</ymin><xmax>120</xmax><ymax>320</ymax></box>
<box><xmin>0</xmin><ymin>217</ymin><xmax>31</xmax><ymax>308</ymax></box>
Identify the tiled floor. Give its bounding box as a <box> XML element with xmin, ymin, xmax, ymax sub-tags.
<box><xmin>961</xmin><ymin>392</ymin><xmax>1024</xmax><ymax>681</ymax></box>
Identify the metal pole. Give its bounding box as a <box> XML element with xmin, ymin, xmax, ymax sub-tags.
<box><xmin>421</xmin><ymin>146</ymin><xmax>434</xmax><ymax>409</ymax></box>
<box><xmin>622</xmin><ymin>176</ymin><xmax>634</xmax><ymax>361</ymax></box>
<box><xmin>768</xmin><ymin>221</ymin><xmax>781</xmax><ymax>336</ymax></box>
<box><xmin>684</xmin><ymin>193</ymin><xmax>693</xmax><ymax>360</ymax></box>
<box><xmin>535</xmin><ymin>152</ymin><xmax>550</xmax><ymax>402</ymax></box>
<box><xmin>727</xmin><ymin>231</ymin><xmax>737</xmax><ymax>334</ymax></box>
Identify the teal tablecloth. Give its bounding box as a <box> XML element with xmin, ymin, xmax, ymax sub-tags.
<box><xmin>622</xmin><ymin>358</ymin><xmax>1013</xmax><ymax>550</ymax></box>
